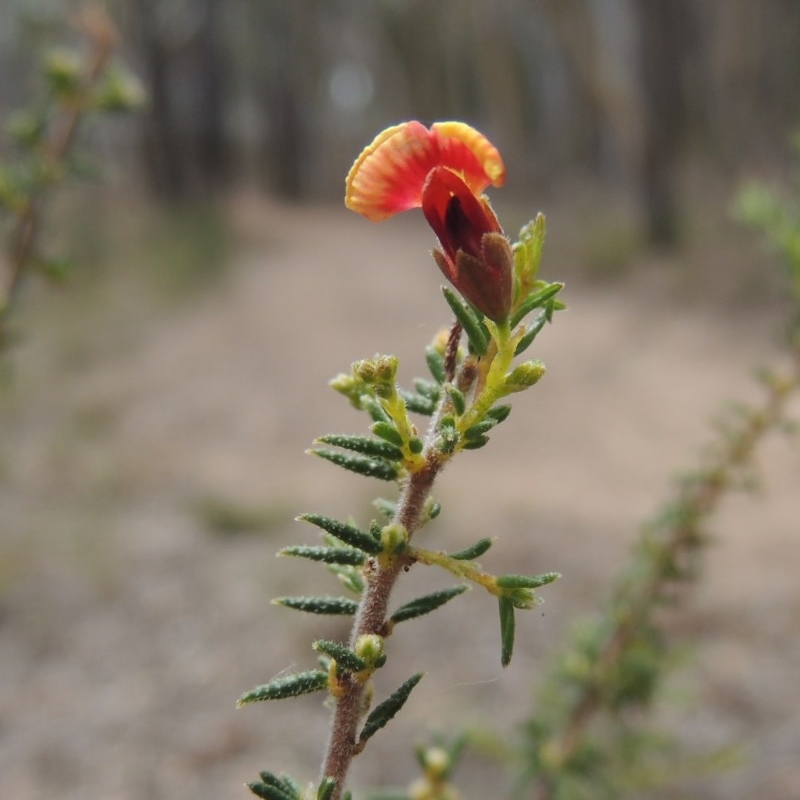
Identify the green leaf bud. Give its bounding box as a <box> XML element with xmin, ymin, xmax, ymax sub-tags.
<box><xmin>358</xmin><ymin>673</ymin><xmax>424</xmax><ymax>745</ymax></box>
<box><xmin>43</xmin><ymin>48</ymin><xmax>82</xmax><ymax>98</ymax></box>
<box><xmin>464</xmin><ymin>419</ymin><xmax>496</xmax><ymax>438</ymax></box>
<box><xmin>380</xmin><ymin>523</ymin><xmax>408</xmax><ymax>555</ymax></box>
<box><xmin>486</xmin><ymin>404</ymin><xmax>512</xmax><ymax>423</ymax></box>
<box><xmin>504</xmin><ymin>360</ymin><xmax>546</xmax><ymax>393</ymax></box>
<box><xmin>298</xmin><ymin>513</ymin><xmax>382</xmax><ymax>554</ymax></box>
<box><xmin>273</xmin><ymin>596</ymin><xmax>359</xmax><ymax>616</ymax></box>
<box><xmin>237</xmin><ymin>670</ymin><xmax>328</xmax><ymax>705</ymax></box>
<box><xmin>92</xmin><ymin>67</ymin><xmax>147</xmax><ymax>112</ymax></box>
<box><xmin>408</xmin><ymin>436</ymin><xmax>425</xmax><ymax>454</ymax></box>
<box><xmin>353</xmin><ymin>633</ymin><xmax>385</xmax><ymax>668</ymax></box>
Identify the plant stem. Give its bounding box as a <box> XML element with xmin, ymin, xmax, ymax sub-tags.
<box><xmin>320</xmin><ymin>460</ymin><xmax>439</xmax><ymax>798</ymax></box>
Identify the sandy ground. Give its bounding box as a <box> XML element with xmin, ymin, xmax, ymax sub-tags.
<box><xmin>1</xmin><ymin>194</ymin><xmax>798</xmax><ymax>800</ymax></box>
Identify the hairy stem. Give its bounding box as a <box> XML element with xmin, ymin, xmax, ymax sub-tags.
<box><xmin>320</xmin><ymin>460</ymin><xmax>439</xmax><ymax>798</ymax></box>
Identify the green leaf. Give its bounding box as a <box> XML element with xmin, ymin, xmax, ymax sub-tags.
<box><xmin>308</xmin><ymin>449</ymin><xmax>400</xmax><ymax>482</ymax></box>
<box><xmin>499</xmin><ymin>597</ymin><xmax>516</xmax><ymax>667</ymax></box>
<box><xmin>510</xmin><ymin>282</ymin><xmax>564</xmax><ymax>328</ymax></box>
<box><xmin>514</xmin><ymin>310</ymin><xmax>548</xmax><ymax>355</ymax></box>
<box><xmin>359</xmin><ymin>673</ymin><xmax>424</xmax><ymax>745</ymax></box>
<box><xmin>513</xmin><ymin>214</ymin><xmax>546</xmax><ymax>290</ymax></box>
<box><xmin>425</xmin><ymin>345</ymin><xmax>446</xmax><ymax>384</ymax></box>
<box><xmin>496</xmin><ymin>572</ymin><xmax>560</xmax><ymax>589</ymax></box>
<box><xmin>448</xmin><ymin>538</ymin><xmax>493</xmax><ymax>560</ymax></box>
<box><xmin>313</xmin><ymin>639</ymin><xmax>368</xmax><ymax>673</ymax></box>
<box><xmin>486</xmin><ymin>404</ymin><xmax>512</xmax><ymax>423</ymax></box>
<box><xmin>273</xmin><ymin>596</ymin><xmax>359</xmax><ymax>615</ymax></box>
<box><xmin>442</xmin><ymin>286</ymin><xmax>488</xmax><ymax>354</ymax></box>
<box><xmin>371</xmin><ymin>421</ymin><xmax>404</xmax><ymax>447</ymax></box>
<box><xmin>316</xmin><ymin>434</ymin><xmax>403</xmax><ymax>461</ymax></box>
<box><xmin>253</xmin><ymin>772</ymin><xmax>301</xmax><ymax>800</ymax></box>
<box><xmin>463</xmin><ymin>419</ymin><xmax>496</xmax><ymax>439</ymax></box>
<box><xmin>237</xmin><ymin>670</ymin><xmax>328</xmax><ymax>705</ymax></box>
<box><xmin>390</xmin><ymin>585</ymin><xmax>468</xmax><ymax>624</ymax></box>
<box><xmin>398</xmin><ymin>389</ymin><xmax>437</xmax><ymax>416</ymax></box>
<box><xmin>317</xmin><ymin>777</ymin><xmax>336</xmax><ymax>800</ymax></box>
<box><xmin>298</xmin><ymin>513</ymin><xmax>383</xmax><ymax>554</ymax></box>
<box><xmin>373</xmin><ymin>497</ymin><xmax>397</xmax><ymax>519</ymax></box>
<box><xmin>461</xmin><ymin>434</ymin><xmax>490</xmax><ymax>450</ymax></box>
<box><xmin>327</xmin><ymin>562</ymin><xmax>365</xmax><ymax>595</ymax></box>
<box><xmin>447</xmin><ymin>385</ymin><xmax>466</xmax><ymax>416</ymax></box>
<box><xmin>279</xmin><ymin>545</ymin><xmax>366</xmax><ymax>565</ymax></box>
<box><xmin>248</xmin><ymin>780</ymin><xmax>296</xmax><ymax>800</ymax></box>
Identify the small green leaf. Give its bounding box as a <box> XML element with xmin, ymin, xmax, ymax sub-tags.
<box><xmin>447</xmin><ymin>385</ymin><xmax>466</xmax><ymax>416</ymax></box>
<box><xmin>390</xmin><ymin>585</ymin><xmax>468</xmax><ymax>624</ymax></box>
<box><xmin>514</xmin><ymin>314</ymin><xmax>547</xmax><ymax>356</ymax></box>
<box><xmin>398</xmin><ymin>389</ymin><xmax>437</xmax><ymax>416</ymax></box>
<box><xmin>359</xmin><ymin>673</ymin><xmax>424</xmax><ymax>745</ymax></box>
<box><xmin>237</xmin><ymin>670</ymin><xmax>328</xmax><ymax>705</ymax></box>
<box><xmin>408</xmin><ymin>436</ymin><xmax>424</xmax><ymax>454</ymax></box>
<box><xmin>362</xmin><ymin>396</ymin><xmax>391</xmax><ymax>423</ymax></box>
<box><xmin>442</xmin><ymin>286</ymin><xmax>488</xmax><ymax>354</ymax></box>
<box><xmin>273</xmin><ymin>596</ymin><xmax>359</xmax><ymax>616</ymax></box>
<box><xmin>317</xmin><ymin>777</ymin><xmax>336</xmax><ymax>800</ymax></box>
<box><xmin>496</xmin><ymin>572</ymin><xmax>560</xmax><ymax>589</ymax></box>
<box><xmin>316</xmin><ymin>434</ymin><xmax>403</xmax><ymax>461</ymax></box>
<box><xmin>298</xmin><ymin>514</ymin><xmax>383</xmax><ymax>554</ymax></box>
<box><xmin>448</xmin><ymin>538</ymin><xmax>493</xmax><ymax>560</ymax></box>
<box><xmin>248</xmin><ymin>780</ymin><xmax>296</xmax><ymax>800</ymax></box>
<box><xmin>510</xmin><ymin>282</ymin><xmax>564</xmax><ymax>328</ymax></box>
<box><xmin>486</xmin><ymin>404</ymin><xmax>512</xmax><ymax>423</ymax></box>
<box><xmin>327</xmin><ymin>562</ymin><xmax>365</xmax><ymax>595</ymax></box>
<box><xmin>309</xmin><ymin>449</ymin><xmax>400</xmax><ymax>481</ymax></box>
<box><xmin>425</xmin><ymin>346</ymin><xmax>446</xmax><ymax>384</ymax></box>
<box><xmin>279</xmin><ymin>546</ymin><xmax>366</xmax><ymax>565</ymax></box>
<box><xmin>464</xmin><ymin>419</ymin><xmax>496</xmax><ymax>439</ymax></box>
<box><xmin>313</xmin><ymin>639</ymin><xmax>368</xmax><ymax>673</ymax></box>
<box><xmin>253</xmin><ymin>772</ymin><xmax>301</xmax><ymax>800</ymax></box>
<box><xmin>371</xmin><ymin>421</ymin><xmax>404</xmax><ymax>447</ymax></box>
<box><xmin>461</xmin><ymin>434</ymin><xmax>490</xmax><ymax>450</ymax></box>
<box><xmin>499</xmin><ymin>597</ymin><xmax>516</xmax><ymax>667</ymax></box>
<box><xmin>373</xmin><ymin>497</ymin><xmax>397</xmax><ymax>519</ymax></box>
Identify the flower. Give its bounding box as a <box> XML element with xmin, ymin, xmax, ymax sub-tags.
<box><xmin>345</xmin><ymin>121</ymin><xmax>513</xmax><ymax>322</ymax></box>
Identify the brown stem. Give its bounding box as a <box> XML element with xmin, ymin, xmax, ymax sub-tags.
<box><xmin>320</xmin><ymin>452</ymin><xmax>442</xmax><ymax>798</ymax></box>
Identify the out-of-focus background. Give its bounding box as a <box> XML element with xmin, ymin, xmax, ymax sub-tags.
<box><xmin>1</xmin><ymin>2</ymin><xmax>799</xmax><ymax>799</ymax></box>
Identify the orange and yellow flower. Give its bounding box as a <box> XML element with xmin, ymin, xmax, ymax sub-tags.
<box><xmin>345</xmin><ymin>121</ymin><xmax>514</xmax><ymax>322</ymax></box>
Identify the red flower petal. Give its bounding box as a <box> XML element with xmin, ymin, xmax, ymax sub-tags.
<box><xmin>345</xmin><ymin>121</ymin><xmax>505</xmax><ymax>221</ymax></box>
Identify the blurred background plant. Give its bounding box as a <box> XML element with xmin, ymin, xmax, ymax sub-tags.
<box><xmin>0</xmin><ymin>4</ymin><xmax>144</xmax><ymax>352</ymax></box>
